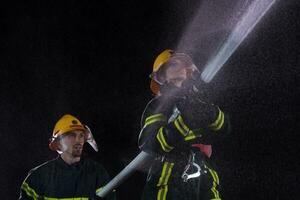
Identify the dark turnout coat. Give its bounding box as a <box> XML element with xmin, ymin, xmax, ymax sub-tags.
<box><xmin>19</xmin><ymin>156</ymin><xmax>116</xmax><ymax>200</ymax></box>
<box><xmin>138</xmin><ymin>95</ymin><xmax>230</xmax><ymax>200</ymax></box>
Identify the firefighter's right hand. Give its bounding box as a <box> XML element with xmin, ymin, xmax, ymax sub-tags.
<box><xmin>175</xmin><ymin>99</ymin><xmax>226</xmax><ymax>139</ymax></box>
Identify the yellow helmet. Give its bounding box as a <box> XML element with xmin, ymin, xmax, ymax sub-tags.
<box><xmin>150</xmin><ymin>49</ymin><xmax>173</xmax><ymax>95</ymax></box>
<box><xmin>153</xmin><ymin>49</ymin><xmax>173</xmax><ymax>73</ymax></box>
<box><xmin>49</xmin><ymin>114</ymin><xmax>88</xmax><ymax>151</ymax></box>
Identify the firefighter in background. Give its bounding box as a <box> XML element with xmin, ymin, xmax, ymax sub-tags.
<box><xmin>19</xmin><ymin>114</ymin><xmax>116</xmax><ymax>200</ymax></box>
<box><xmin>138</xmin><ymin>50</ymin><xmax>230</xmax><ymax>200</ymax></box>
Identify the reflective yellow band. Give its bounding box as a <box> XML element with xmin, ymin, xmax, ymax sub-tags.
<box><xmin>96</xmin><ymin>187</ymin><xmax>115</xmax><ymax>194</ymax></box>
<box><xmin>21</xmin><ymin>182</ymin><xmax>89</xmax><ymax>200</ymax></box>
<box><xmin>211</xmin><ymin>169</ymin><xmax>220</xmax><ymax>185</ymax></box>
<box><xmin>209</xmin><ymin>107</ymin><xmax>224</xmax><ymax>131</ymax></box>
<box><xmin>157</xmin><ymin>162</ymin><xmax>174</xmax><ymax>186</ymax></box>
<box><xmin>208</xmin><ymin>168</ymin><xmax>220</xmax><ymax>198</ymax></box>
<box><xmin>21</xmin><ymin>182</ymin><xmax>42</xmax><ymax>200</ymax></box>
<box><xmin>144</xmin><ymin>118</ymin><xmax>163</xmax><ymax>128</ymax></box>
<box><xmin>157</xmin><ymin>185</ymin><xmax>168</xmax><ymax>200</ymax></box>
<box><xmin>174</xmin><ymin>119</ymin><xmax>187</xmax><ymax>137</ymax></box>
<box><xmin>96</xmin><ymin>187</ymin><xmax>102</xmax><ymax>193</ymax></box>
<box><xmin>184</xmin><ymin>134</ymin><xmax>197</xmax><ymax>141</ymax></box>
<box><xmin>156</xmin><ymin>127</ymin><xmax>174</xmax><ymax>152</ymax></box>
<box><xmin>174</xmin><ymin>115</ymin><xmax>197</xmax><ymax>140</ymax></box>
<box><xmin>144</xmin><ymin>114</ymin><xmax>166</xmax><ymax>128</ymax></box>
<box><xmin>157</xmin><ymin>162</ymin><xmax>174</xmax><ymax>200</ymax></box>
<box><xmin>146</xmin><ymin>113</ymin><xmax>164</xmax><ymax>122</ymax></box>
<box><xmin>209</xmin><ymin>168</ymin><xmax>220</xmax><ymax>185</ymax></box>
<box><xmin>211</xmin><ymin>181</ymin><xmax>219</xmax><ymax>198</ymax></box>
<box><xmin>177</xmin><ymin>115</ymin><xmax>190</xmax><ymax>133</ymax></box>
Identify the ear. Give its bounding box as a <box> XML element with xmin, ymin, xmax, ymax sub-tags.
<box><xmin>50</xmin><ymin>141</ymin><xmax>62</xmax><ymax>151</ymax></box>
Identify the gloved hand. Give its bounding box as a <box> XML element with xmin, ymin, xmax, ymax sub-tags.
<box><xmin>176</xmin><ymin>96</ymin><xmax>216</xmax><ymax>131</ymax></box>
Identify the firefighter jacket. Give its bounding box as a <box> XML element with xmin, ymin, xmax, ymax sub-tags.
<box><xmin>138</xmin><ymin>95</ymin><xmax>230</xmax><ymax>200</ymax></box>
<box><xmin>19</xmin><ymin>156</ymin><xmax>116</xmax><ymax>200</ymax></box>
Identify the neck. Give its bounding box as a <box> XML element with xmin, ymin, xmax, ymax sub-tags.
<box><xmin>60</xmin><ymin>153</ymin><xmax>81</xmax><ymax>165</ymax></box>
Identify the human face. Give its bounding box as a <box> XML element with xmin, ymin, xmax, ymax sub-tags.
<box><xmin>59</xmin><ymin>130</ymin><xmax>85</xmax><ymax>158</ymax></box>
<box><xmin>164</xmin><ymin>64</ymin><xmax>188</xmax><ymax>88</ymax></box>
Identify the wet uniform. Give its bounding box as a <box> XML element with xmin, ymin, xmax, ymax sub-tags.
<box><xmin>138</xmin><ymin>95</ymin><xmax>229</xmax><ymax>200</ymax></box>
<box><xmin>19</xmin><ymin>156</ymin><xmax>116</xmax><ymax>200</ymax></box>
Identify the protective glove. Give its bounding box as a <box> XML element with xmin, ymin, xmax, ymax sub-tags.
<box><xmin>173</xmin><ymin>96</ymin><xmax>220</xmax><ymax>143</ymax></box>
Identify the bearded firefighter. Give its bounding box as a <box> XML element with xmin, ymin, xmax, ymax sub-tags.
<box><xmin>19</xmin><ymin>114</ymin><xmax>116</xmax><ymax>200</ymax></box>
<box><xmin>138</xmin><ymin>49</ymin><xmax>230</xmax><ymax>200</ymax></box>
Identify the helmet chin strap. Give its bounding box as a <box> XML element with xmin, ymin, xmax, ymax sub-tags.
<box><xmin>56</xmin><ymin>141</ymin><xmax>67</xmax><ymax>154</ymax></box>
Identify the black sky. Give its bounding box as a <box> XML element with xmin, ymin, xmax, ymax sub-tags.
<box><xmin>0</xmin><ymin>1</ymin><xmax>299</xmax><ymax>199</ymax></box>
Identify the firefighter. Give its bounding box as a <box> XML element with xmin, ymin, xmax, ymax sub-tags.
<box><xmin>138</xmin><ymin>49</ymin><xmax>230</xmax><ymax>200</ymax></box>
<box><xmin>19</xmin><ymin>114</ymin><xmax>116</xmax><ymax>200</ymax></box>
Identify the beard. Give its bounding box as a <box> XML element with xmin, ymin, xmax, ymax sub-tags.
<box><xmin>72</xmin><ymin>145</ymin><xmax>83</xmax><ymax>157</ymax></box>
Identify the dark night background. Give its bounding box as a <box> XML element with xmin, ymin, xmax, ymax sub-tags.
<box><xmin>0</xmin><ymin>1</ymin><xmax>299</xmax><ymax>199</ymax></box>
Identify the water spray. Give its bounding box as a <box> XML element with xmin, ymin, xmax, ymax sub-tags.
<box><xmin>201</xmin><ymin>0</ymin><xmax>277</xmax><ymax>83</ymax></box>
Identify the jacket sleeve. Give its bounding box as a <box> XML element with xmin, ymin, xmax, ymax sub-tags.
<box><xmin>138</xmin><ymin>97</ymin><xmax>192</xmax><ymax>155</ymax></box>
<box><xmin>173</xmin><ymin>97</ymin><xmax>230</xmax><ymax>144</ymax></box>
<box><xmin>138</xmin><ymin>98</ymin><xmax>168</xmax><ymax>155</ymax></box>
<box><xmin>19</xmin><ymin>182</ymin><xmax>34</xmax><ymax>200</ymax></box>
<box><xmin>95</xmin><ymin>163</ymin><xmax>116</xmax><ymax>200</ymax></box>
<box><xmin>19</xmin><ymin>169</ymin><xmax>43</xmax><ymax>200</ymax></box>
